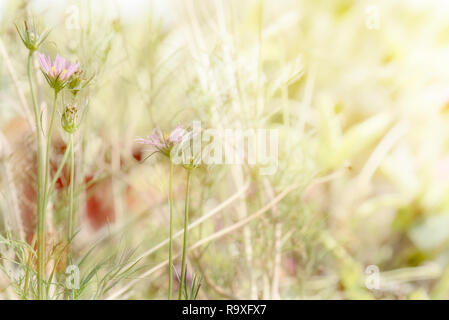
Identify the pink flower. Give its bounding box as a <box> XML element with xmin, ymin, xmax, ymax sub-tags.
<box><xmin>136</xmin><ymin>125</ymin><xmax>186</xmax><ymax>158</ymax></box>
<box><xmin>38</xmin><ymin>53</ymin><xmax>80</xmax><ymax>91</ymax></box>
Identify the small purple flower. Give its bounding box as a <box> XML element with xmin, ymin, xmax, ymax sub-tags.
<box><xmin>136</xmin><ymin>125</ymin><xmax>186</xmax><ymax>158</ymax></box>
<box><xmin>38</xmin><ymin>53</ymin><xmax>80</xmax><ymax>91</ymax></box>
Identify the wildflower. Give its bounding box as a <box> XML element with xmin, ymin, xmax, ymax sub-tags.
<box><xmin>38</xmin><ymin>53</ymin><xmax>80</xmax><ymax>92</ymax></box>
<box><xmin>136</xmin><ymin>125</ymin><xmax>186</xmax><ymax>158</ymax></box>
<box><xmin>15</xmin><ymin>20</ymin><xmax>50</xmax><ymax>52</ymax></box>
<box><xmin>61</xmin><ymin>104</ymin><xmax>79</xmax><ymax>134</ymax></box>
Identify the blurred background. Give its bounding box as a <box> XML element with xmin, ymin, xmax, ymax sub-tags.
<box><xmin>2</xmin><ymin>0</ymin><xmax>449</xmax><ymax>299</ymax></box>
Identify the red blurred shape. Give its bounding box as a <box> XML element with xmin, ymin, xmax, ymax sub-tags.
<box><xmin>85</xmin><ymin>175</ymin><xmax>116</xmax><ymax>230</ymax></box>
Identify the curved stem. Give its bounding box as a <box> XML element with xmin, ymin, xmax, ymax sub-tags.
<box><xmin>178</xmin><ymin>169</ymin><xmax>191</xmax><ymax>300</ymax></box>
<box><xmin>27</xmin><ymin>51</ymin><xmax>45</xmax><ymax>299</ymax></box>
<box><xmin>168</xmin><ymin>161</ymin><xmax>174</xmax><ymax>300</ymax></box>
<box><xmin>68</xmin><ymin>133</ymin><xmax>75</xmax><ymax>244</ymax></box>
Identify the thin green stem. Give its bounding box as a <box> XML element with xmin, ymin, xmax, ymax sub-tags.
<box><xmin>46</xmin><ymin>143</ymin><xmax>71</xmax><ymax>199</ymax></box>
<box><xmin>42</xmin><ymin>90</ymin><xmax>58</xmax><ymax>209</ymax></box>
<box><xmin>168</xmin><ymin>161</ymin><xmax>174</xmax><ymax>300</ymax></box>
<box><xmin>178</xmin><ymin>169</ymin><xmax>191</xmax><ymax>300</ymax></box>
<box><xmin>68</xmin><ymin>133</ymin><xmax>75</xmax><ymax>244</ymax></box>
<box><xmin>27</xmin><ymin>51</ymin><xmax>45</xmax><ymax>299</ymax></box>
<box><xmin>67</xmin><ymin>133</ymin><xmax>75</xmax><ymax>301</ymax></box>
<box><xmin>37</xmin><ymin>88</ymin><xmax>57</xmax><ymax>299</ymax></box>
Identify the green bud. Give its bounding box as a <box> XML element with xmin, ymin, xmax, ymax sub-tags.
<box><xmin>61</xmin><ymin>104</ymin><xmax>79</xmax><ymax>134</ymax></box>
<box><xmin>15</xmin><ymin>20</ymin><xmax>50</xmax><ymax>52</ymax></box>
<box><xmin>67</xmin><ymin>71</ymin><xmax>94</xmax><ymax>96</ymax></box>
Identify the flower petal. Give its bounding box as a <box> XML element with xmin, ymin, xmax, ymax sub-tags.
<box><xmin>38</xmin><ymin>53</ymin><xmax>51</xmax><ymax>74</ymax></box>
<box><xmin>53</xmin><ymin>54</ymin><xmax>66</xmax><ymax>76</ymax></box>
<box><xmin>65</xmin><ymin>62</ymin><xmax>80</xmax><ymax>79</ymax></box>
<box><xmin>136</xmin><ymin>136</ymin><xmax>164</xmax><ymax>148</ymax></box>
<box><xmin>152</xmin><ymin>128</ymin><xmax>164</xmax><ymax>141</ymax></box>
<box><xmin>168</xmin><ymin>125</ymin><xmax>185</xmax><ymax>144</ymax></box>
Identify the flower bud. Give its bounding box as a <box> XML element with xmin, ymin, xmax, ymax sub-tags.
<box><xmin>15</xmin><ymin>20</ymin><xmax>50</xmax><ymax>52</ymax></box>
<box><xmin>61</xmin><ymin>104</ymin><xmax>79</xmax><ymax>134</ymax></box>
<box><xmin>67</xmin><ymin>70</ymin><xmax>94</xmax><ymax>96</ymax></box>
